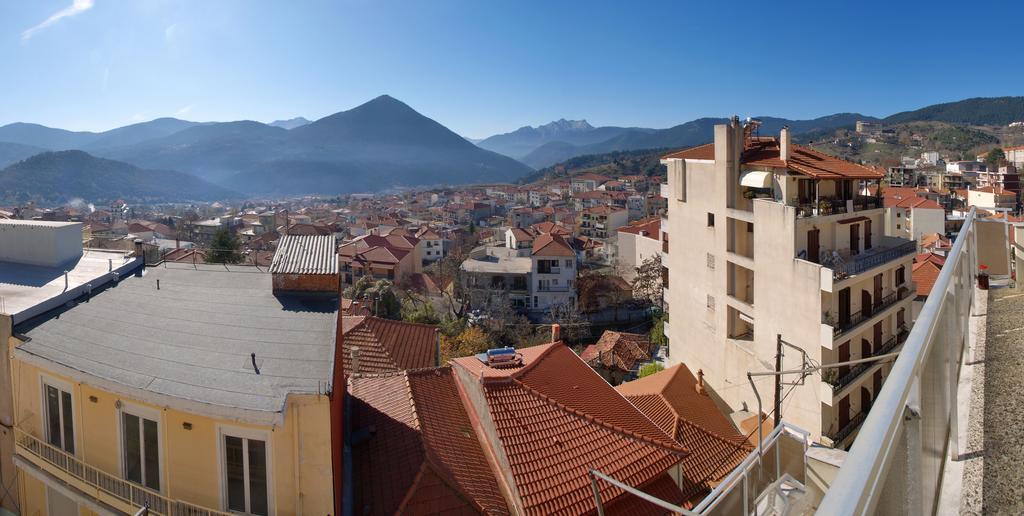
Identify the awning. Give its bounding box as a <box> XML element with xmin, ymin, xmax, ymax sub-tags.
<box><xmin>740</xmin><ymin>170</ymin><xmax>773</xmax><ymax>188</ymax></box>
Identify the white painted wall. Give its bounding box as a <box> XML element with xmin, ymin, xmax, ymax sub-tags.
<box><xmin>0</xmin><ymin>221</ymin><xmax>82</xmax><ymax>267</ymax></box>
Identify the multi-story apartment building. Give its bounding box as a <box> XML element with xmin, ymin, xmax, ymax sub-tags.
<box><xmin>1005</xmin><ymin>145</ymin><xmax>1024</xmax><ymax>168</ymax></box>
<box><xmin>660</xmin><ymin>119</ymin><xmax>916</xmax><ymax>447</ymax></box>
<box><xmin>976</xmin><ymin>165</ymin><xmax>1021</xmax><ymax>193</ymax></box>
<box><xmin>578</xmin><ymin>205</ymin><xmax>628</xmax><ymax>264</ymax></box>
<box><xmin>461</xmin><ymin>230</ymin><xmax>576</xmax><ymax>314</ymax></box>
<box><xmin>570</xmin><ymin>173</ymin><xmax>609</xmax><ymax>193</ymax></box>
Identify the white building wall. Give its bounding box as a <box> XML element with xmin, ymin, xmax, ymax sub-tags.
<box><xmin>0</xmin><ymin>221</ymin><xmax>82</xmax><ymax>267</ymax></box>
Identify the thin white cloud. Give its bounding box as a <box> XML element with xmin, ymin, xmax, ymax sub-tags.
<box><xmin>21</xmin><ymin>0</ymin><xmax>95</xmax><ymax>41</ymax></box>
<box><xmin>174</xmin><ymin>105</ymin><xmax>193</xmax><ymax>117</ymax></box>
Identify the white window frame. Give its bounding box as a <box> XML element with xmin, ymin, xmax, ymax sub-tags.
<box><xmin>116</xmin><ymin>402</ymin><xmax>165</xmax><ymax>493</ymax></box>
<box><xmin>217</xmin><ymin>425</ymin><xmax>274</xmax><ymax>515</ymax></box>
<box><xmin>39</xmin><ymin>373</ymin><xmax>78</xmax><ymax>457</ymax></box>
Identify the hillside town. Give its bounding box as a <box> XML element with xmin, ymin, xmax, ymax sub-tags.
<box><xmin>0</xmin><ymin>115</ymin><xmax>1021</xmax><ymax>515</ymax></box>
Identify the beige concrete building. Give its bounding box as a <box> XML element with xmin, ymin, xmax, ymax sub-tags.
<box><xmin>660</xmin><ymin>119</ymin><xmax>916</xmax><ymax>447</ymax></box>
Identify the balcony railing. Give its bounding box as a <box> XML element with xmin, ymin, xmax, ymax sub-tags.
<box><xmin>795</xmin><ymin>196</ymin><xmax>882</xmax><ymax>218</ymax></box>
<box><xmin>537</xmin><ymin>285</ymin><xmax>572</xmax><ymax>292</ymax></box>
<box><xmin>14</xmin><ymin>427</ymin><xmax>230</xmax><ymax>516</ymax></box>
<box><xmin>830</xmin><ymin>288</ymin><xmax>908</xmax><ymax>339</ymax></box>
<box><xmin>828</xmin><ymin>239</ymin><xmax>917</xmax><ymax>280</ymax></box>
<box><xmin>828</xmin><ymin>410</ymin><xmax>868</xmax><ymax>448</ymax></box>
<box><xmin>818</xmin><ymin>208</ymin><xmax>982</xmax><ymax>515</ymax></box>
<box><xmin>827</xmin><ymin>326</ymin><xmax>910</xmax><ymax>394</ymax></box>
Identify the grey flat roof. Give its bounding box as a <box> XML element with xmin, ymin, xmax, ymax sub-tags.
<box><xmin>15</xmin><ymin>263</ymin><xmax>338</xmax><ymax>422</ymax></box>
<box><xmin>0</xmin><ymin>248</ymin><xmax>134</xmax><ymax>320</ymax></box>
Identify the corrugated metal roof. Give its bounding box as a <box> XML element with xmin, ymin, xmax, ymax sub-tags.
<box><xmin>270</xmin><ymin>234</ymin><xmax>338</xmax><ymax>275</ymax></box>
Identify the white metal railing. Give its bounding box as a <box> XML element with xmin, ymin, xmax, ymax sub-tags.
<box><xmin>818</xmin><ymin>208</ymin><xmax>981</xmax><ymax>515</ymax></box>
<box><xmin>15</xmin><ymin>427</ymin><xmax>230</xmax><ymax>516</ymax></box>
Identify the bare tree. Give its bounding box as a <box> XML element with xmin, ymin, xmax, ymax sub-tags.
<box><xmin>632</xmin><ymin>254</ymin><xmax>664</xmax><ymax>309</ymax></box>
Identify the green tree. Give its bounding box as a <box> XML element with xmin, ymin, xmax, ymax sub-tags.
<box><xmin>344</xmin><ymin>277</ymin><xmax>401</xmax><ymax>319</ymax></box>
<box><xmin>439</xmin><ymin>326</ymin><xmax>491</xmax><ymax>363</ymax></box>
<box><xmin>207</xmin><ymin>229</ymin><xmax>243</xmax><ymax>264</ymax></box>
<box><xmin>638</xmin><ymin>362</ymin><xmax>664</xmax><ymax>378</ymax></box>
<box><xmin>650</xmin><ymin>316</ymin><xmax>667</xmax><ymax>348</ymax></box>
<box><xmin>987</xmin><ymin>148</ymin><xmax>1006</xmax><ymax>167</ymax></box>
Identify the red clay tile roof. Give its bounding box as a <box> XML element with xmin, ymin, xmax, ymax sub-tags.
<box><xmin>509</xmin><ymin>227</ymin><xmax>535</xmax><ymax>241</ymax></box>
<box><xmin>579</xmin><ymin>331</ymin><xmax>652</xmax><ymax>373</ymax></box>
<box><xmin>913</xmin><ymin>259</ymin><xmax>943</xmax><ymax>297</ymax></box>
<box><xmin>616</xmin><ymin>364</ymin><xmax>753</xmax><ymax>503</ymax></box>
<box><xmin>342</xmin><ymin>316</ymin><xmax>438</xmax><ymax>375</ymax></box>
<box><xmin>452</xmin><ymin>343</ymin><xmax>687</xmax><ymax>515</ymax></box>
<box><xmin>664</xmin><ymin>138</ymin><xmax>884</xmax><ymax>180</ymax></box>
<box><xmin>884</xmin><ymin>195</ymin><xmax>944</xmax><ymax>210</ymax></box>
<box><xmin>532</xmin><ymin>233</ymin><xmax>575</xmax><ymax>257</ymax></box>
<box><xmin>530</xmin><ymin>221</ymin><xmax>571</xmax><ymax>236</ymax></box>
<box><xmin>914</xmin><ymin>253</ymin><xmax>947</xmax><ymax>267</ymax></box>
<box><xmin>920</xmin><ymin>232</ymin><xmax>951</xmax><ymax>250</ymax></box>
<box><xmin>617</xmin><ymin>217</ymin><xmax>660</xmax><ymax>237</ymax></box>
<box><xmin>349</xmin><ymin>368</ymin><xmax>509</xmax><ymax>515</ymax></box>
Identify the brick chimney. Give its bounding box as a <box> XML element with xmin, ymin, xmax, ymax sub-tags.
<box><xmin>780</xmin><ymin>126</ymin><xmax>791</xmax><ymax>162</ymax></box>
<box><xmin>696</xmin><ymin>369</ymin><xmax>707</xmax><ymax>395</ymax></box>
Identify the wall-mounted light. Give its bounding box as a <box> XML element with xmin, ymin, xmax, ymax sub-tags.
<box><xmin>182</xmin><ymin>422</ymin><xmax>193</xmax><ymax>431</ymax></box>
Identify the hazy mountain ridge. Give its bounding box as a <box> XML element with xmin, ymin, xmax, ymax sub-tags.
<box><xmin>0</xmin><ymin>151</ymin><xmax>237</xmax><ymax>204</ymax></box>
<box><xmin>269</xmin><ymin>117</ymin><xmax>311</xmax><ymax>129</ymax></box>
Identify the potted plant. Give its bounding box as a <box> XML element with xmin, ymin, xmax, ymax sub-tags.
<box><xmin>978</xmin><ymin>264</ymin><xmax>990</xmax><ymax>290</ymax></box>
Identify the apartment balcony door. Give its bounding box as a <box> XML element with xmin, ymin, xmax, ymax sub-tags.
<box><xmin>873</xmin><ymin>370</ymin><xmax>883</xmax><ymax>394</ymax></box>
<box><xmin>850</xmin><ymin>224</ymin><xmax>860</xmax><ymax>255</ymax></box>
<box><xmin>862</xmin><ymin>338</ymin><xmax>872</xmax><ymax>358</ymax></box>
<box><xmin>865</xmin><ymin>219</ymin><xmax>873</xmax><ymax>250</ymax></box>
<box><xmin>839</xmin><ymin>288</ymin><xmax>851</xmax><ymax>328</ymax></box>
<box><xmin>808</xmin><ymin>229</ymin><xmax>820</xmax><ymax>263</ymax></box>
<box><xmin>897</xmin><ymin>308</ymin><xmax>906</xmax><ymax>329</ymax></box>
<box><xmin>839</xmin><ymin>395</ymin><xmax>851</xmax><ymax>430</ymax></box>
<box><xmin>861</xmin><ymin>290</ymin><xmax>873</xmax><ymax>318</ymax></box>
<box><xmin>861</xmin><ymin>386</ymin><xmax>872</xmax><ymax>411</ymax></box>
<box><xmin>838</xmin><ymin>341</ymin><xmax>850</xmax><ymax>378</ymax></box>
<box><xmin>874</xmin><ymin>321</ymin><xmax>883</xmax><ymax>350</ymax></box>
<box><xmin>873</xmin><ymin>274</ymin><xmax>883</xmax><ymax>309</ymax></box>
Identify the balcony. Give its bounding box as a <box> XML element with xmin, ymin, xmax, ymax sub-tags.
<box><xmin>793</xmin><ymin>195</ymin><xmax>882</xmax><ymax>219</ymax></box>
<box><xmin>827</xmin><ymin>410</ymin><xmax>868</xmax><ymax>449</ymax></box>
<box><xmin>536</xmin><ymin>285</ymin><xmax>572</xmax><ymax>292</ymax></box>
<box><xmin>828</xmin><ymin>287</ymin><xmax>909</xmax><ymax>339</ymax></box>
<box><xmin>14</xmin><ymin>427</ymin><xmax>229</xmax><ymax>516</ymax></box>
<box><xmin>826</xmin><ymin>326</ymin><xmax>909</xmax><ymax>395</ymax></box>
<box><xmin>824</xmin><ymin>238</ymin><xmax>917</xmax><ymax>281</ymax></box>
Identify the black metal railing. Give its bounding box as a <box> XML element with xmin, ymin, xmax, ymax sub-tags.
<box><xmin>829</xmin><ymin>326</ymin><xmax>909</xmax><ymax>394</ymax></box>
<box><xmin>831</xmin><ymin>290</ymin><xmax>905</xmax><ymax>338</ymax></box>
<box><xmin>832</xmin><ymin>240</ymin><xmax>916</xmax><ymax>279</ymax></box>
<box><xmin>854</xmin><ymin>195</ymin><xmax>882</xmax><ymax>211</ymax></box>
<box><xmin>829</xmin><ymin>410</ymin><xmax>868</xmax><ymax>446</ymax></box>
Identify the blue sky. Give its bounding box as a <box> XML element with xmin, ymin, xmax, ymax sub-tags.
<box><xmin>1</xmin><ymin>0</ymin><xmax>1022</xmax><ymax>138</ymax></box>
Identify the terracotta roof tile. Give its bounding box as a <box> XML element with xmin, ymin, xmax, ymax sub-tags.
<box><xmin>342</xmin><ymin>317</ymin><xmax>438</xmax><ymax>375</ymax></box>
<box><xmin>454</xmin><ymin>344</ymin><xmax>687</xmax><ymax>515</ymax></box>
<box><xmin>350</xmin><ymin>368</ymin><xmax>509</xmax><ymax>515</ymax></box>
<box><xmin>913</xmin><ymin>259</ymin><xmax>943</xmax><ymax>297</ymax></box>
<box><xmin>532</xmin><ymin>233</ymin><xmax>575</xmax><ymax>257</ymax></box>
<box><xmin>617</xmin><ymin>217</ymin><xmax>660</xmax><ymax>237</ymax></box>
<box><xmin>664</xmin><ymin>139</ymin><xmax>884</xmax><ymax>180</ymax></box>
<box><xmin>580</xmin><ymin>331</ymin><xmax>652</xmax><ymax>373</ymax></box>
<box><xmin>616</xmin><ymin>364</ymin><xmax>753</xmax><ymax>501</ymax></box>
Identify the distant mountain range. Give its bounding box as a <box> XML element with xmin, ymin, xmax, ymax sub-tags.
<box><xmin>1</xmin><ymin>95</ymin><xmax>1021</xmax><ymax>203</ymax></box>
<box><xmin>0</xmin><ymin>96</ymin><xmax>531</xmax><ymax>199</ymax></box>
<box><xmin>0</xmin><ymin>151</ymin><xmax>236</xmax><ymax>204</ymax></box>
<box><xmin>479</xmin><ymin>97</ymin><xmax>1024</xmax><ymax>168</ymax></box>
<box><xmin>269</xmin><ymin>117</ymin><xmax>311</xmax><ymax>129</ymax></box>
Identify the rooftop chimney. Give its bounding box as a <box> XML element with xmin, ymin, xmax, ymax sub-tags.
<box><xmin>551</xmin><ymin>323</ymin><xmax>561</xmax><ymax>342</ymax></box>
<box><xmin>696</xmin><ymin>369</ymin><xmax>707</xmax><ymax>395</ymax></box>
<box><xmin>780</xmin><ymin>126</ymin><xmax>791</xmax><ymax>162</ymax></box>
<box><xmin>350</xmin><ymin>346</ymin><xmax>361</xmax><ymax>376</ymax></box>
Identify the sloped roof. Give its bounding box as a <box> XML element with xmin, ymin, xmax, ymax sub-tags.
<box><xmin>579</xmin><ymin>331</ymin><xmax>651</xmax><ymax>373</ymax></box>
<box><xmin>618</xmin><ymin>217</ymin><xmax>660</xmax><ymax>237</ymax></box>
<box><xmin>616</xmin><ymin>364</ymin><xmax>753</xmax><ymax>502</ymax></box>
<box><xmin>530</xmin><ymin>221</ymin><xmax>571</xmax><ymax>236</ymax></box>
<box><xmin>270</xmin><ymin>234</ymin><xmax>338</xmax><ymax>275</ymax></box>
<box><xmin>663</xmin><ymin>138</ymin><xmax>884</xmax><ymax>179</ymax></box>
<box><xmin>452</xmin><ymin>343</ymin><xmax>687</xmax><ymax>514</ymax></box>
<box><xmin>913</xmin><ymin>259</ymin><xmax>943</xmax><ymax>297</ymax></box>
<box><xmin>920</xmin><ymin>232</ymin><xmax>951</xmax><ymax>250</ymax></box>
<box><xmin>532</xmin><ymin>233</ymin><xmax>575</xmax><ymax>257</ymax></box>
<box><xmin>349</xmin><ymin>368</ymin><xmax>509</xmax><ymax>515</ymax></box>
<box><xmin>342</xmin><ymin>316</ymin><xmax>438</xmax><ymax>375</ymax></box>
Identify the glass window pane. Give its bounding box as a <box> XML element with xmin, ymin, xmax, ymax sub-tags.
<box><xmin>248</xmin><ymin>440</ymin><xmax>268</xmax><ymax>516</ymax></box>
<box><xmin>45</xmin><ymin>386</ymin><xmax>61</xmax><ymax>449</ymax></box>
<box><xmin>123</xmin><ymin>413</ymin><xmax>142</xmax><ymax>484</ymax></box>
<box><xmin>143</xmin><ymin>419</ymin><xmax>160</xmax><ymax>491</ymax></box>
<box><xmin>61</xmin><ymin>391</ymin><xmax>74</xmax><ymax>454</ymax></box>
<box><xmin>224</xmin><ymin>436</ymin><xmax>246</xmax><ymax>512</ymax></box>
